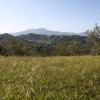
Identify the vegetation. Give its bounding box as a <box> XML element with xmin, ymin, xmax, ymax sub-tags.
<box><xmin>0</xmin><ymin>56</ymin><xmax>100</xmax><ymax>100</ymax></box>
<box><xmin>0</xmin><ymin>25</ymin><xmax>100</xmax><ymax>99</ymax></box>
<box><xmin>0</xmin><ymin>25</ymin><xmax>100</xmax><ymax>56</ymax></box>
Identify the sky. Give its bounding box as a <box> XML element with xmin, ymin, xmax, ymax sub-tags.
<box><xmin>0</xmin><ymin>0</ymin><xmax>100</xmax><ymax>33</ymax></box>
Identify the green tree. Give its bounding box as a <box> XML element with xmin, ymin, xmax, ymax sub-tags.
<box><xmin>86</xmin><ymin>24</ymin><xmax>100</xmax><ymax>55</ymax></box>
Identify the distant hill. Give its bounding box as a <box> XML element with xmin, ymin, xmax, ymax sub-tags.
<box><xmin>0</xmin><ymin>32</ymin><xmax>86</xmax><ymax>44</ymax></box>
<box><xmin>11</xmin><ymin>28</ymin><xmax>85</xmax><ymax>36</ymax></box>
<box><xmin>17</xmin><ymin>33</ymin><xmax>49</xmax><ymax>43</ymax></box>
<box><xmin>0</xmin><ymin>26</ymin><xmax>99</xmax><ymax>56</ymax></box>
<box><xmin>0</xmin><ymin>33</ymin><xmax>17</xmax><ymax>44</ymax></box>
<box><xmin>17</xmin><ymin>33</ymin><xmax>87</xmax><ymax>45</ymax></box>
<box><xmin>0</xmin><ymin>33</ymin><xmax>88</xmax><ymax>56</ymax></box>
<box><xmin>0</xmin><ymin>33</ymin><xmax>33</xmax><ymax>54</ymax></box>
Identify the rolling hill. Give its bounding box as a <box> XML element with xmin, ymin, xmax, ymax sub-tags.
<box><xmin>11</xmin><ymin>28</ymin><xmax>86</xmax><ymax>36</ymax></box>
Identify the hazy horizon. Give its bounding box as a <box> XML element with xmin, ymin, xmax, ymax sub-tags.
<box><xmin>0</xmin><ymin>28</ymin><xmax>84</xmax><ymax>34</ymax></box>
<box><xmin>0</xmin><ymin>0</ymin><xmax>100</xmax><ymax>33</ymax></box>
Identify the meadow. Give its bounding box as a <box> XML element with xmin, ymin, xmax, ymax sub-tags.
<box><xmin>0</xmin><ymin>56</ymin><xmax>100</xmax><ymax>100</ymax></box>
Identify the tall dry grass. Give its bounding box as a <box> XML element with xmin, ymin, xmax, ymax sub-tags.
<box><xmin>0</xmin><ymin>56</ymin><xmax>100</xmax><ymax>100</ymax></box>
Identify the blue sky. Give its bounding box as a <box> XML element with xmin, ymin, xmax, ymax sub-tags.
<box><xmin>0</xmin><ymin>0</ymin><xmax>100</xmax><ymax>33</ymax></box>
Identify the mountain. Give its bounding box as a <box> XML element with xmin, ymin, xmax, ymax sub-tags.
<box><xmin>0</xmin><ymin>33</ymin><xmax>87</xmax><ymax>56</ymax></box>
<box><xmin>11</xmin><ymin>28</ymin><xmax>79</xmax><ymax>36</ymax></box>
<box><xmin>17</xmin><ymin>32</ymin><xmax>87</xmax><ymax>45</ymax></box>
<box><xmin>0</xmin><ymin>33</ymin><xmax>32</xmax><ymax>47</ymax></box>
<box><xmin>0</xmin><ymin>33</ymin><xmax>16</xmax><ymax>43</ymax></box>
<box><xmin>17</xmin><ymin>33</ymin><xmax>49</xmax><ymax>43</ymax></box>
<box><xmin>0</xmin><ymin>32</ymin><xmax>86</xmax><ymax>45</ymax></box>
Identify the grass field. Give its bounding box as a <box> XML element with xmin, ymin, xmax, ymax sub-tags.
<box><xmin>0</xmin><ymin>56</ymin><xmax>100</xmax><ymax>100</ymax></box>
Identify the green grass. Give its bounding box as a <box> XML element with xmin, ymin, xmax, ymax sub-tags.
<box><xmin>0</xmin><ymin>56</ymin><xmax>100</xmax><ymax>100</ymax></box>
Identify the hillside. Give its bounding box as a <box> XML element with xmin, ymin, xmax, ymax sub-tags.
<box><xmin>0</xmin><ymin>33</ymin><xmax>34</xmax><ymax>56</ymax></box>
<box><xmin>17</xmin><ymin>33</ymin><xmax>86</xmax><ymax>43</ymax></box>
<box><xmin>11</xmin><ymin>28</ymin><xmax>79</xmax><ymax>36</ymax></box>
<box><xmin>0</xmin><ymin>33</ymin><xmax>88</xmax><ymax>56</ymax></box>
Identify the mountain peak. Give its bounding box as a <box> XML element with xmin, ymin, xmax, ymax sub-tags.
<box><xmin>1</xmin><ymin>33</ymin><xmax>14</xmax><ymax>37</ymax></box>
<box><xmin>11</xmin><ymin>28</ymin><xmax>85</xmax><ymax>36</ymax></box>
<box><xmin>37</xmin><ymin>28</ymin><xmax>47</xmax><ymax>30</ymax></box>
